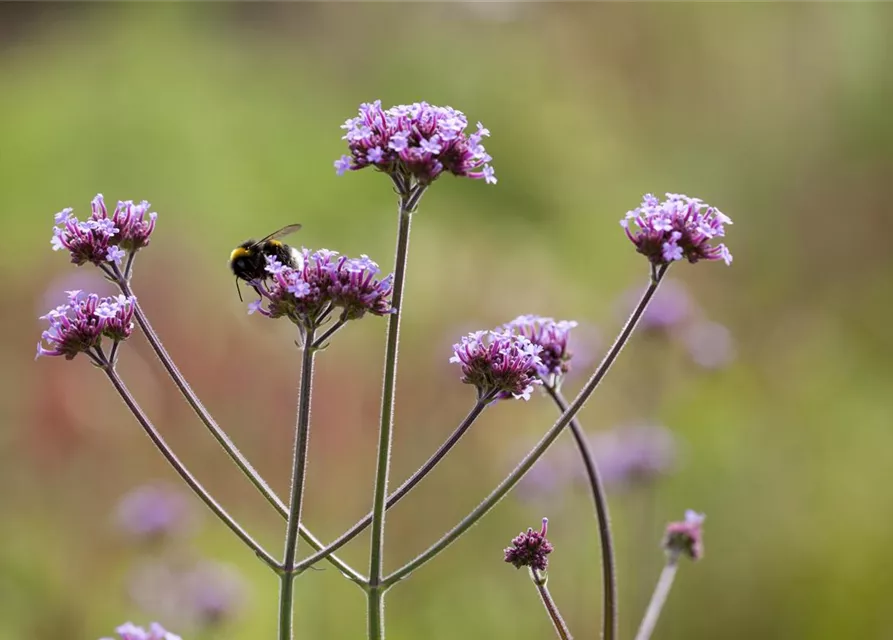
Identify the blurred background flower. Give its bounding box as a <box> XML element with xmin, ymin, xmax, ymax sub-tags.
<box><xmin>588</xmin><ymin>424</ymin><xmax>679</xmax><ymax>489</ymax></box>
<box><xmin>128</xmin><ymin>560</ymin><xmax>246</xmax><ymax>632</ymax></box>
<box><xmin>114</xmin><ymin>483</ymin><xmax>197</xmax><ymax>544</ymax></box>
<box><xmin>620</xmin><ymin>279</ymin><xmax>694</xmax><ymax>335</ymax></box>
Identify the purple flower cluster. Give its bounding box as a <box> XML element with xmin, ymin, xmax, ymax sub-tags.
<box><xmin>663</xmin><ymin>510</ymin><xmax>706</xmax><ymax>561</ymax></box>
<box><xmin>100</xmin><ymin>622</ymin><xmax>180</xmax><ymax>640</ymax></box>
<box><xmin>249</xmin><ymin>249</ymin><xmax>394</xmax><ymax>326</ymax></box>
<box><xmin>621</xmin><ymin>193</ymin><xmax>732</xmax><ymax>267</ymax></box>
<box><xmin>449</xmin><ymin>330</ymin><xmax>544</xmax><ymax>401</ymax></box>
<box><xmin>336</xmin><ymin>101</ymin><xmax>496</xmax><ymax>186</ymax></box>
<box><xmin>51</xmin><ymin>194</ymin><xmax>157</xmax><ymax>268</ymax></box>
<box><xmin>36</xmin><ymin>290</ymin><xmax>135</xmax><ymax>360</ymax></box>
<box><xmin>504</xmin><ymin>518</ymin><xmax>554</xmax><ymax>572</ymax></box>
<box><xmin>503</xmin><ymin>315</ymin><xmax>578</xmax><ymax>381</ymax></box>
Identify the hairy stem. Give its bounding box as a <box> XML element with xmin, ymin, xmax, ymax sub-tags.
<box><xmin>115</xmin><ymin>274</ymin><xmax>362</xmax><ymax>583</ymax></box>
<box><xmin>368</xmin><ymin>188</ymin><xmax>421</xmax><ymax>640</ymax></box>
<box><xmin>633</xmin><ymin>559</ymin><xmax>679</xmax><ymax>640</ymax></box>
<box><xmin>546</xmin><ymin>385</ymin><xmax>617</xmax><ymax>640</ymax></box>
<box><xmin>313</xmin><ymin>318</ymin><xmax>347</xmax><ymax>348</ymax></box>
<box><xmin>384</xmin><ymin>265</ymin><xmax>668</xmax><ymax>586</ymax></box>
<box><xmin>367</xmin><ymin>587</ymin><xmax>386</xmax><ymax>640</ymax></box>
<box><xmin>294</xmin><ymin>397</ymin><xmax>492</xmax><ymax>574</ymax></box>
<box><xmin>532</xmin><ymin>569</ymin><xmax>574</xmax><ymax>640</ymax></box>
<box><xmin>279</xmin><ymin>328</ymin><xmax>317</xmax><ymax>640</ymax></box>
<box><xmin>102</xmin><ymin>364</ymin><xmax>279</xmax><ymax>570</ymax></box>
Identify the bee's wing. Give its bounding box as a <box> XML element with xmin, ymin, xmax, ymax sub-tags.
<box><xmin>251</xmin><ymin>223</ymin><xmax>303</xmax><ymax>248</ymax></box>
<box><xmin>289</xmin><ymin>245</ymin><xmax>305</xmax><ymax>271</ymax></box>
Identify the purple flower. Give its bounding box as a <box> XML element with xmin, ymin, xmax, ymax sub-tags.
<box><xmin>51</xmin><ymin>194</ymin><xmax>157</xmax><ymax>268</ymax></box>
<box><xmin>334</xmin><ymin>155</ymin><xmax>352</xmax><ymax>176</ymax></box>
<box><xmin>107</xmin><ymin>245</ymin><xmax>127</xmax><ymax>266</ymax></box>
<box><xmin>250</xmin><ymin>248</ymin><xmax>394</xmax><ymax>327</ymax></box>
<box><xmin>100</xmin><ymin>622</ymin><xmax>181</xmax><ymax>640</ymax></box>
<box><xmin>502</xmin><ymin>315</ymin><xmax>578</xmax><ymax>382</ymax></box>
<box><xmin>114</xmin><ymin>483</ymin><xmax>195</xmax><ymax>541</ymax></box>
<box><xmin>588</xmin><ymin>424</ymin><xmax>677</xmax><ymax>487</ymax></box>
<box><xmin>662</xmin><ymin>510</ymin><xmax>705</xmax><ymax>561</ymax></box>
<box><xmin>449</xmin><ymin>330</ymin><xmax>544</xmax><ymax>400</ymax></box>
<box><xmin>337</xmin><ymin>100</ymin><xmax>496</xmax><ymax>186</ymax></box>
<box><xmin>366</xmin><ymin>146</ymin><xmax>384</xmax><ymax>163</ymax></box>
<box><xmin>36</xmin><ymin>291</ymin><xmax>136</xmax><ymax>360</ymax></box>
<box><xmin>681</xmin><ymin>320</ymin><xmax>736</xmax><ymax>369</ymax></box>
<box><xmin>326</xmin><ymin>254</ymin><xmax>394</xmax><ymax>320</ymax></box>
<box><xmin>504</xmin><ymin>518</ymin><xmax>554</xmax><ymax>572</ymax></box>
<box><xmin>621</xmin><ymin>193</ymin><xmax>732</xmax><ymax>267</ymax></box>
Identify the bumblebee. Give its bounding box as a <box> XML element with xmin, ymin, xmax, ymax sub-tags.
<box><xmin>229</xmin><ymin>223</ymin><xmax>304</xmax><ymax>301</ymax></box>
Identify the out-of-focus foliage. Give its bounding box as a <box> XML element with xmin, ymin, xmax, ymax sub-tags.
<box><xmin>2</xmin><ymin>3</ymin><xmax>893</xmax><ymax>639</ymax></box>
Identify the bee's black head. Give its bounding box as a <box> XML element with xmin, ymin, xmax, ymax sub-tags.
<box><xmin>230</xmin><ymin>240</ymin><xmax>266</xmax><ymax>279</ymax></box>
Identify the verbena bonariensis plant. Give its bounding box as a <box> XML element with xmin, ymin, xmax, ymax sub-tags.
<box><xmin>37</xmin><ymin>99</ymin><xmax>732</xmax><ymax>640</ymax></box>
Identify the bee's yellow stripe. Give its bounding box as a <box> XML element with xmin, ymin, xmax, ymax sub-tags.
<box><xmin>230</xmin><ymin>247</ymin><xmax>250</xmax><ymax>261</ymax></box>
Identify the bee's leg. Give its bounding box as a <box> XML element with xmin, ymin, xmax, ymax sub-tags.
<box><xmin>235</xmin><ymin>276</ymin><xmax>243</xmax><ymax>302</ymax></box>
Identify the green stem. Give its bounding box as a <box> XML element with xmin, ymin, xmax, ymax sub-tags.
<box><xmin>294</xmin><ymin>396</ymin><xmax>492</xmax><ymax>574</ymax></box>
<box><xmin>313</xmin><ymin>318</ymin><xmax>347</xmax><ymax>348</ymax></box>
<box><xmin>633</xmin><ymin>559</ymin><xmax>679</xmax><ymax>640</ymax></box>
<box><xmin>115</xmin><ymin>274</ymin><xmax>362</xmax><ymax>583</ymax></box>
<box><xmin>367</xmin><ymin>587</ymin><xmax>385</xmax><ymax>640</ymax></box>
<box><xmin>531</xmin><ymin>569</ymin><xmax>574</xmax><ymax>640</ymax></box>
<box><xmin>102</xmin><ymin>363</ymin><xmax>279</xmax><ymax>570</ymax></box>
<box><xmin>545</xmin><ymin>385</ymin><xmax>617</xmax><ymax>640</ymax></box>
<box><xmin>279</xmin><ymin>328</ymin><xmax>317</xmax><ymax>640</ymax></box>
<box><xmin>367</xmin><ymin>186</ymin><xmax>425</xmax><ymax>640</ymax></box>
<box><xmin>383</xmin><ymin>265</ymin><xmax>668</xmax><ymax>587</ymax></box>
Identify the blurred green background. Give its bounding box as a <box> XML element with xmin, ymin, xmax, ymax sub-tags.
<box><xmin>2</xmin><ymin>3</ymin><xmax>893</xmax><ymax>639</ymax></box>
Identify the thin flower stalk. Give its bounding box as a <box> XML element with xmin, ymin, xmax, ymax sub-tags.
<box><xmin>531</xmin><ymin>569</ymin><xmax>573</xmax><ymax>640</ymax></box>
<box><xmin>101</xmin><ymin>360</ymin><xmax>279</xmax><ymax>571</ymax></box>
<box><xmin>279</xmin><ymin>328</ymin><xmax>317</xmax><ymax>640</ymax></box>
<box><xmin>113</xmin><ymin>273</ymin><xmax>363</xmax><ymax>584</ymax></box>
<box><xmin>313</xmin><ymin>318</ymin><xmax>348</xmax><ymax>348</ymax></box>
<box><xmin>294</xmin><ymin>395</ymin><xmax>494</xmax><ymax>574</ymax></box>
<box><xmin>545</xmin><ymin>384</ymin><xmax>617</xmax><ymax>640</ymax></box>
<box><xmin>633</xmin><ymin>559</ymin><xmax>679</xmax><ymax>640</ymax></box>
<box><xmin>383</xmin><ymin>266</ymin><xmax>669</xmax><ymax>587</ymax></box>
<box><xmin>368</xmin><ymin>187</ymin><xmax>425</xmax><ymax>640</ymax></box>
